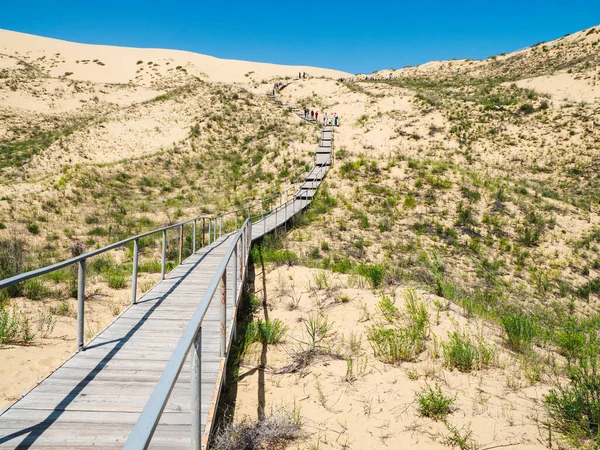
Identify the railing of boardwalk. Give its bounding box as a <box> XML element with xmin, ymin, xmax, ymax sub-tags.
<box><xmin>0</xmin><ymin>90</ymin><xmax>332</xmax><ymax>449</ymax></box>
<box><xmin>123</xmin><ymin>131</ymin><xmax>332</xmax><ymax>449</ymax></box>
<box><xmin>0</xmin><ymin>153</ymin><xmax>320</xmax><ymax>352</ymax></box>
<box><xmin>123</xmin><ymin>149</ymin><xmax>330</xmax><ymax>450</ymax></box>
<box><xmin>124</xmin><ymin>218</ymin><xmax>252</xmax><ymax>450</ymax></box>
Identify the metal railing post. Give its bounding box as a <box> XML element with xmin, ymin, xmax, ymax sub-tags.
<box><xmin>232</xmin><ymin>245</ymin><xmax>238</xmax><ymax>341</ymax></box>
<box><xmin>248</xmin><ymin>220</ymin><xmax>252</xmax><ymax>249</ymax></box>
<box><xmin>285</xmin><ymin>192</ymin><xmax>288</xmax><ymax>232</ymax></box>
<box><xmin>235</xmin><ymin>210</ymin><xmax>239</xmax><ymax>230</ymax></box>
<box><xmin>220</xmin><ymin>272</ymin><xmax>227</xmax><ymax>358</ymax></box>
<box><xmin>213</xmin><ymin>218</ymin><xmax>217</xmax><ymax>242</ymax></box>
<box><xmin>178</xmin><ymin>224</ymin><xmax>184</xmax><ymax>265</ymax></box>
<box><xmin>239</xmin><ymin>240</ymin><xmax>243</xmax><ymax>281</ymax></box>
<box><xmin>247</xmin><ymin>206</ymin><xmax>250</xmax><ymax>220</ymax></box>
<box><xmin>201</xmin><ymin>218</ymin><xmax>205</xmax><ymax>248</ymax></box>
<box><xmin>232</xmin><ymin>245</ymin><xmax>238</xmax><ymax>307</ymax></box>
<box><xmin>77</xmin><ymin>259</ymin><xmax>86</xmax><ymax>352</ymax></box>
<box><xmin>131</xmin><ymin>239</ymin><xmax>139</xmax><ymax>305</ymax></box>
<box><xmin>208</xmin><ymin>219</ymin><xmax>212</xmax><ymax>245</ymax></box>
<box><xmin>219</xmin><ymin>216</ymin><xmax>223</xmax><ymax>237</ymax></box>
<box><xmin>161</xmin><ymin>230</ymin><xmax>167</xmax><ymax>280</ymax></box>
<box><xmin>192</xmin><ymin>220</ymin><xmax>197</xmax><ymax>254</ymax></box>
<box><xmin>191</xmin><ymin>327</ymin><xmax>202</xmax><ymax>450</ymax></box>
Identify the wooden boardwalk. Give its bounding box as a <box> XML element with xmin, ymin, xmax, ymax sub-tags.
<box><xmin>0</xmin><ymin>108</ymin><xmax>332</xmax><ymax>449</ymax></box>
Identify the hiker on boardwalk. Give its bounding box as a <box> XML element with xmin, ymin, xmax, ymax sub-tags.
<box><xmin>310</xmin><ymin>110</ymin><xmax>314</xmax><ymax>120</ymax></box>
<box><xmin>315</xmin><ymin>111</ymin><xmax>318</xmax><ymax>122</ymax></box>
<box><xmin>334</xmin><ymin>113</ymin><xmax>339</xmax><ymax>126</ymax></box>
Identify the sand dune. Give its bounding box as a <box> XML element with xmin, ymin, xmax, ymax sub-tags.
<box><xmin>0</xmin><ymin>29</ymin><xmax>351</xmax><ymax>85</ymax></box>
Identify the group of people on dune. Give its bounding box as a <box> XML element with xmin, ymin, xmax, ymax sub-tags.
<box><xmin>302</xmin><ymin>108</ymin><xmax>339</xmax><ymax>127</ymax></box>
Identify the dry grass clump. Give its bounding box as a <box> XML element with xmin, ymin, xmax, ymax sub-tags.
<box><xmin>211</xmin><ymin>411</ymin><xmax>304</xmax><ymax>450</ymax></box>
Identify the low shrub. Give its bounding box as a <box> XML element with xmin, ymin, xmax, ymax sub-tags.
<box><xmin>23</xmin><ymin>278</ymin><xmax>51</xmax><ymax>301</ymax></box>
<box><xmin>501</xmin><ymin>311</ymin><xmax>536</xmax><ymax>353</ymax></box>
<box><xmin>367</xmin><ymin>290</ymin><xmax>429</xmax><ymax>363</ymax></box>
<box><xmin>544</xmin><ymin>331</ymin><xmax>600</xmax><ymax>441</ymax></box>
<box><xmin>443</xmin><ymin>332</ymin><xmax>493</xmax><ymax>372</ymax></box>
<box><xmin>138</xmin><ymin>260</ymin><xmax>162</xmax><ymax>273</ymax></box>
<box><xmin>245</xmin><ymin>319</ymin><xmax>287</xmax><ymax>346</ymax></box>
<box><xmin>416</xmin><ymin>383</ymin><xmax>456</xmax><ymax>420</ymax></box>
<box><xmin>212</xmin><ymin>411</ymin><xmax>303</xmax><ymax>450</ymax></box>
<box><xmin>105</xmin><ymin>269</ymin><xmax>126</xmax><ymax>289</ymax></box>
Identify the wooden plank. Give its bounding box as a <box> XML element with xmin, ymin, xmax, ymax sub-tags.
<box><xmin>315</xmin><ymin>154</ymin><xmax>331</xmax><ymax>166</ymax></box>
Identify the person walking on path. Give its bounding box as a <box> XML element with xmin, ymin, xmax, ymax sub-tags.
<box><xmin>310</xmin><ymin>110</ymin><xmax>314</xmax><ymax>120</ymax></box>
<box><xmin>334</xmin><ymin>113</ymin><xmax>339</xmax><ymax>126</ymax></box>
<box><xmin>315</xmin><ymin>111</ymin><xmax>319</xmax><ymax>122</ymax></box>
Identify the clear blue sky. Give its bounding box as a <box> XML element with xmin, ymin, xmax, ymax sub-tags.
<box><xmin>1</xmin><ymin>0</ymin><xmax>599</xmax><ymax>74</ymax></box>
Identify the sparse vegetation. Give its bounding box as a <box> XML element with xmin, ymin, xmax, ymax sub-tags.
<box><xmin>245</xmin><ymin>319</ymin><xmax>287</xmax><ymax>346</ymax></box>
<box><xmin>367</xmin><ymin>290</ymin><xmax>429</xmax><ymax>363</ymax></box>
<box><xmin>211</xmin><ymin>410</ymin><xmax>303</xmax><ymax>450</ymax></box>
<box><xmin>416</xmin><ymin>383</ymin><xmax>456</xmax><ymax>420</ymax></box>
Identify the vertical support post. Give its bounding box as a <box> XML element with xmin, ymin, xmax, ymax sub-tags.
<box><xmin>161</xmin><ymin>229</ymin><xmax>167</xmax><ymax>280</ymax></box>
<box><xmin>239</xmin><ymin>239</ymin><xmax>243</xmax><ymax>280</ymax></box>
<box><xmin>213</xmin><ymin>218</ymin><xmax>217</xmax><ymax>242</ymax></box>
<box><xmin>192</xmin><ymin>220</ymin><xmax>197</xmax><ymax>254</ymax></box>
<box><xmin>191</xmin><ymin>327</ymin><xmax>202</xmax><ymax>450</ymax></box>
<box><xmin>283</xmin><ymin>200</ymin><xmax>288</xmax><ymax>233</ymax></box>
<box><xmin>131</xmin><ymin>239</ymin><xmax>139</xmax><ymax>305</ymax></box>
<box><xmin>201</xmin><ymin>218</ymin><xmax>205</xmax><ymax>248</ymax></box>
<box><xmin>219</xmin><ymin>216</ymin><xmax>223</xmax><ymax>237</ymax></box>
<box><xmin>179</xmin><ymin>224</ymin><xmax>184</xmax><ymax>265</ymax></box>
<box><xmin>235</xmin><ymin>210</ymin><xmax>239</xmax><ymax>230</ymax></box>
<box><xmin>220</xmin><ymin>272</ymin><xmax>227</xmax><ymax>358</ymax></box>
<box><xmin>232</xmin><ymin>244</ymin><xmax>238</xmax><ymax>306</ymax></box>
<box><xmin>247</xmin><ymin>206</ymin><xmax>251</xmax><ymax>220</ymax></box>
<box><xmin>247</xmin><ymin>220</ymin><xmax>252</xmax><ymax>273</ymax></box>
<box><xmin>77</xmin><ymin>259</ymin><xmax>86</xmax><ymax>352</ymax></box>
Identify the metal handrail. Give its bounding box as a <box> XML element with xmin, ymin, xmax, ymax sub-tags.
<box><xmin>124</xmin><ymin>125</ymin><xmax>332</xmax><ymax>449</ymax></box>
<box><xmin>124</xmin><ymin>219</ymin><xmax>251</xmax><ymax>450</ymax></box>
<box><xmin>0</xmin><ymin>120</ymin><xmax>325</xmax><ymax>350</ymax></box>
<box><xmin>0</xmin><ymin>91</ymin><xmax>332</xmax><ymax>449</ymax></box>
<box><xmin>0</xmin><ymin>217</ymin><xmax>202</xmax><ymax>290</ymax></box>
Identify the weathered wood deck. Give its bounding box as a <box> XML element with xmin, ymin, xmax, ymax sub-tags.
<box><xmin>0</xmin><ymin>106</ymin><xmax>332</xmax><ymax>449</ymax></box>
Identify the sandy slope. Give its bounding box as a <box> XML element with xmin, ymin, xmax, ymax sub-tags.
<box><xmin>1</xmin><ymin>25</ymin><xmax>599</xmax><ymax>450</ymax></box>
<box><xmin>0</xmin><ymin>29</ymin><xmax>350</xmax><ymax>85</ymax></box>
